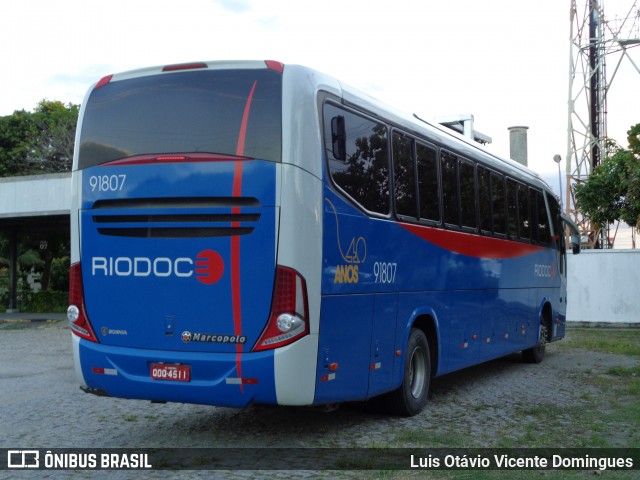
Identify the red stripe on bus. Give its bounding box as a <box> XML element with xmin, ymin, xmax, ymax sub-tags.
<box><xmin>399</xmin><ymin>222</ymin><xmax>543</xmax><ymax>259</ymax></box>
<box><xmin>236</xmin><ymin>81</ymin><xmax>257</xmax><ymax>158</ymax></box>
<box><xmin>230</xmin><ymin>81</ymin><xmax>257</xmax><ymax>393</ymax></box>
<box><xmin>232</xmin><ymin>233</ymin><xmax>243</xmax><ymax>392</ymax></box>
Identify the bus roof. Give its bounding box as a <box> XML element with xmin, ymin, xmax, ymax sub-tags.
<box><xmin>336</xmin><ymin>79</ymin><xmax>552</xmax><ymax>194</ymax></box>
<box><xmin>88</xmin><ymin>59</ymin><xmax>553</xmax><ymax>195</ymax></box>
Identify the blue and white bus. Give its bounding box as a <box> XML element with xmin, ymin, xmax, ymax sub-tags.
<box><xmin>69</xmin><ymin>60</ymin><xmax>580</xmax><ymax>416</ymax></box>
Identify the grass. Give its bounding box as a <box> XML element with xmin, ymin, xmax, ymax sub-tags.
<box><xmin>519</xmin><ymin>330</ymin><xmax>640</xmax><ymax>449</ymax></box>
<box><xmin>347</xmin><ymin>327</ymin><xmax>640</xmax><ymax>480</ymax></box>
<box><xmin>0</xmin><ymin>322</ymin><xmax>31</xmax><ymax>330</ymax></box>
<box><xmin>561</xmin><ymin>328</ymin><xmax>640</xmax><ymax>356</ymax></box>
<box><xmin>607</xmin><ymin>365</ymin><xmax>640</xmax><ymax>377</ymax></box>
<box><xmin>373</xmin><ymin>472</ymin><xmax>640</xmax><ymax>480</ymax></box>
<box><xmin>390</xmin><ymin>328</ymin><xmax>640</xmax><ymax>448</ymax></box>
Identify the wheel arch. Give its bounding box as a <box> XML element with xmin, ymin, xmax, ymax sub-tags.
<box><xmin>404</xmin><ymin>308</ymin><xmax>441</xmax><ymax>378</ymax></box>
<box><xmin>538</xmin><ymin>299</ymin><xmax>553</xmax><ymax>342</ymax></box>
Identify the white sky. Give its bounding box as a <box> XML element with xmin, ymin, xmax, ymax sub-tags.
<box><xmin>1</xmin><ymin>0</ymin><xmax>638</xmax><ymax>179</ymax></box>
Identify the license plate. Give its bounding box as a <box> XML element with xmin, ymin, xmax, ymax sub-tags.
<box><xmin>150</xmin><ymin>363</ymin><xmax>191</xmax><ymax>382</ymax></box>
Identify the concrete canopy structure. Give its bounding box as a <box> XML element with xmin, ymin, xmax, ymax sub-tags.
<box><xmin>0</xmin><ymin>173</ymin><xmax>71</xmax><ymax>311</ymax></box>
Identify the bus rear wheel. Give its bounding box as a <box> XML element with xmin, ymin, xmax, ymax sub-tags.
<box><xmin>522</xmin><ymin>322</ymin><xmax>548</xmax><ymax>364</ymax></box>
<box><xmin>384</xmin><ymin>328</ymin><xmax>430</xmax><ymax>416</ymax></box>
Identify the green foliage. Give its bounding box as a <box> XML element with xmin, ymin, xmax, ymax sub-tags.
<box><xmin>49</xmin><ymin>256</ymin><xmax>70</xmax><ymax>291</ymax></box>
<box><xmin>0</xmin><ymin>100</ymin><xmax>79</xmax><ymax>177</ymax></box>
<box><xmin>30</xmin><ymin>100</ymin><xmax>79</xmax><ymax>173</ymax></box>
<box><xmin>0</xmin><ymin>233</ymin><xmax>69</xmax><ymax>312</ymax></box>
<box><xmin>0</xmin><ymin>109</ymin><xmax>37</xmax><ymax>176</ymax></box>
<box><xmin>620</xmin><ymin>123</ymin><xmax>640</xmax><ymax>226</ymax></box>
<box><xmin>574</xmin><ymin>123</ymin><xmax>640</xmax><ymax>227</ymax></box>
<box><xmin>573</xmin><ymin>145</ymin><xmax>627</xmax><ymax>226</ymax></box>
<box><xmin>18</xmin><ymin>249</ymin><xmax>44</xmax><ymax>270</ymax></box>
<box><xmin>562</xmin><ymin>328</ymin><xmax>640</xmax><ymax>356</ymax></box>
<box><xmin>17</xmin><ymin>290</ymin><xmax>68</xmax><ymax>313</ymax></box>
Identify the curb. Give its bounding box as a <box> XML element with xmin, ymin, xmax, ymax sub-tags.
<box><xmin>0</xmin><ymin>318</ymin><xmax>66</xmax><ymax>324</ymax></box>
<box><xmin>567</xmin><ymin>321</ymin><xmax>640</xmax><ymax>329</ymax></box>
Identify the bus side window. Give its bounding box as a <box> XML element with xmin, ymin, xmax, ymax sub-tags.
<box><xmin>491</xmin><ymin>172</ymin><xmax>506</xmax><ymax>234</ymax></box>
<box><xmin>548</xmin><ymin>194</ymin><xmax>562</xmax><ymax>246</ymax></box>
<box><xmin>478</xmin><ymin>166</ymin><xmax>492</xmax><ymax>233</ymax></box>
<box><xmin>547</xmin><ymin>195</ymin><xmax>566</xmax><ymax>274</ymax></box>
<box><xmin>517</xmin><ymin>183</ymin><xmax>531</xmax><ymax>241</ymax></box>
<box><xmin>441</xmin><ymin>151</ymin><xmax>459</xmax><ymax>226</ymax></box>
<box><xmin>529</xmin><ymin>189</ymin><xmax>540</xmax><ymax>241</ymax></box>
<box><xmin>416</xmin><ymin>142</ymin><xmax>439</xmax><ymax>222</ymax></box>
<box><xmin>324</xmin><ymin>104</ymin><xmax>390</xmax><ymax>214</ymax></box>
<box><xmin>331</xmin><ymin>116</ymin><xmax>346</xmax><ymax>161</ymax></box>
<box><xmin>392</xmin><ymin>132</ymin><xmax>417</xmax><ymax>219</ymax></box>
<box><xmin>459</xmin><ymin>159</ymin><xmax>477</xmax><ymax>230</ymax></box>
<box><xmin>536</xmin><ymin>192</ymin><xmax>551</xmax><ymax>243</ymax></box>
<box><xmin>506</xmin><ymin>179</ymin><xmax>518</xmax><ymax>238</ymax></box>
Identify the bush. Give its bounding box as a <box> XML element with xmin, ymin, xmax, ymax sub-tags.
<box><xmin>19</xmin><ymin>290</ymin><xmax>68</xmax><ymax>313</ymax></box>
<box><xmin>50</xmin><ymin>257</ymin><xmax>69</xmax><ymax>291</ymax></box>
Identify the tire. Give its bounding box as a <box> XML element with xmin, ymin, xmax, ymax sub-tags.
<box><xmin>522</xmin><ymin>321</ymin><xmax>548</xmax><ymax>364</ymax></box>
<box><xmin>384</xmin><ymin>328</ymin><xmax>430</xmax><ymax>416</ymax></box>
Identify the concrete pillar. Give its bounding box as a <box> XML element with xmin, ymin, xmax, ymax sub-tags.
<box><xmin>508</xmin><ymin>126</ymin><xmax>529</xmax><ymax>167</ymax></box>
<box><xmin>7</xmin><ymin>227</ymin><xmax>18</xmax><ymax>313</ymax></box>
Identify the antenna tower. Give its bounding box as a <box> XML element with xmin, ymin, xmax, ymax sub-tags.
<box><xmin>566</xmin><ymin>0</ymin><xmax>640</xmax><ymax>248</ymax></box>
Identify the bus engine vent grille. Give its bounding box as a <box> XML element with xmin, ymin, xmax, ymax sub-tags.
<box><xmin>91</xmin><ymin>197</ymin><xmax>261</xmax><ymax>238</ymax></box>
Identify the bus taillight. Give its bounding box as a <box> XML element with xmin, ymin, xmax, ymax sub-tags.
<box><xmin>162</xmin><ymin>62</ymin><xmax>208</xmax><ymax>72</ymax></box>
<box><xmin>68</xmin><ymin>263</ymin><xmax>98</xmax><ymax>343</ymax></box>
<box><xmin>93</xmin><ymin>74</ymin><xmax>113</xmax><ymax>90</ymax></box>
<box><xmin>265</xmin><ymin>60</ymin><xmax>284</xmax><ymax>73</ymax></box>
<box><xmin>253</xmin><ymin>266</ymin><xmax>309</xmax><ymax>351</ymax></box>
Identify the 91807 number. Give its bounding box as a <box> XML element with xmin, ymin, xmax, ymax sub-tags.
<box><xmin>373</xmin><ymin>262</ymin><xmax>397</xmax><ymax>284</ymax></box>
<box><xmin>89</xmin><ymin>174</ymin><xmax>126</xmax><ymax>192</ymax></box>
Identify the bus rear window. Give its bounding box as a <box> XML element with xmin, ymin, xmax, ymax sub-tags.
<box><xmin>78</xmin><ymin>69</ymin><xmax>282</xmax><ymax>169</ymax></box>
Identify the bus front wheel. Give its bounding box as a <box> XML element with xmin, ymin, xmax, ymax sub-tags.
<box><xmin>384</xmin><ymin>328</ymin><xmax>430</xmax><ymax>416</ymax></box>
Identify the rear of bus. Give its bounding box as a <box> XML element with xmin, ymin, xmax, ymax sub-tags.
<box><xmin>69</xmin><ymin>60</ymin><xmax>318</xmax><ymax>407</ymax></box>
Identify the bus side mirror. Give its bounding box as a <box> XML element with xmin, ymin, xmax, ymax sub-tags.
<box><xmin>560</xmin><ymin>213</ymin><xmax>581</xmax><ymax>255</ymax></box>
<box><xmin>571</xmin><ymin>234</ymin><xmax>581</xmax><ymax>255</ymax></box>
<box><xmin>331</xmin><ymin>116</ymin><xmax>346</xmax><ymax>161</ymax></box>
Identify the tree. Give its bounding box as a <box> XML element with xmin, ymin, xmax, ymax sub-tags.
<box><xmin>574</xmin><ymin>123</ymin><xmax>640</xmax><ymax>231</ymax></box>
<box><xmin>0</xmin><ymin>100</ymin><xmax>79</xmax><ymax>177</ymax></box>
<box><xmin>29</xmin><ymin>100</ymin><xmax>80</xmax><ymax>173</ymax></box>
<box><xmin>0</xmin><ymin>109</ymin><xmax>37</xmax><ymax>176</ymax></box>
<box><xmin>620</xmin><ymin>123</ymin><xmax>640</xmax><ymax>226</ymax></box>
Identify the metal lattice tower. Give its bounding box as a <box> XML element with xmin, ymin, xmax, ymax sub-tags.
<box><xmin>566</xmin><ymin>0</ymin><xmax>640</xmax><ymax>248</ymax></box>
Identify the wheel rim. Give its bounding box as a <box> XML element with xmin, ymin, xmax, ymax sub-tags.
<box><xmin>537</xmin><ymin>324</ymin><xmax>548</xmax><ymax>352</ymax></box>
<box><xmin>409</xmin><ymin>345</ymin><xmax>427</xmax><ymax>399</ymax></box>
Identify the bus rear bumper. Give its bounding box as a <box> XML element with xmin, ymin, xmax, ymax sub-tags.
<box><xmin>71</xmin><ymin>334</ymin><xmax>279</xmax><ymax>408</ymax></box>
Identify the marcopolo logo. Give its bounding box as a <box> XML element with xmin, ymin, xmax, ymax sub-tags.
<box><xmin>181</xmin><ymin>330</ymin><xmax>247</xmax><ymax>344</ymax></box>
<box><xmin>91</xmin><ymin>250</ymin><xmax>224</xmax><ymax>285</ymax></box>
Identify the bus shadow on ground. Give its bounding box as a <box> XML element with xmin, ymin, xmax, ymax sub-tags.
<box><xmin>122</xmin><ymin>350</ymin><xmax>546</xmax><ymax>448</ymax></box>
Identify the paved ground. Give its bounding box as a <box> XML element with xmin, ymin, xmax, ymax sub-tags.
<box><xmin>0</xmin><ymin>319</ymin><xmax>638</xmax><ymax>479</ymax></box>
